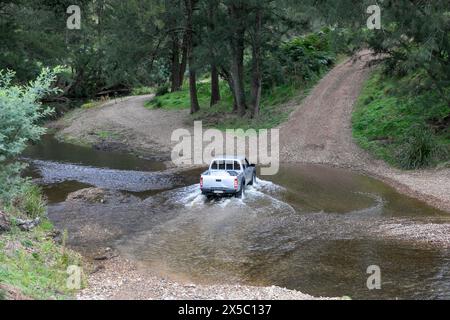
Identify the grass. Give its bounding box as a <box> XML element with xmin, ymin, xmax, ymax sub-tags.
<box><xmin>0</xmin><ymin>224</ymin><xmax>84</xmax><ymax>300</ymax></box>
<box><xmin>145</xmin><ymin>71</ymin><xmax>329</xmax><ymax>131</ymax></box>
<box><xmin>146</xmin><ymin>80</ymin><xmax>228</xmax><ymax>111</ymax></box>
<box><xmin>96</xmin><ymin>130</ymin><xmax>120</xmax><ymax>140</ymax></box>
<box><xmin>0</xmin><ymin>182</ymin><xmax>84</xmax><ymax>300</ymax></box>
<box><xmin>353</xmin><ymin>69</ymin><xmax>449</xmax><ymax>169</ymax></box>
<box><xmin>81</xmin><ymin>100</ymin><xmax>103</xmax><ymax>110</ymax></box>
<box><xmin>131</xmin><ymin>86</ymin><xmax>154</xmax><ymax>96</ymax></box>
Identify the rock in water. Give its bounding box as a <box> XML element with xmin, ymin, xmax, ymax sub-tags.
<box><xmin>66</xmin><ymin>188</ymin><xmax>108</xmax><ymax>204</ymax></box>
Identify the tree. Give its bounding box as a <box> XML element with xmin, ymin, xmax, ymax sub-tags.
<box><xmin>207</xmin><ymin>0</ymin><xmax>221</xmax><ymax>106</ymax></box>
<box><xmin>0</xmin><ymin>68</ymin><xmax>59</xmax><ymax>200</ymax></box>
<box><xmin>184</xmin><ymin>0</ymin><xmax>200</xmax><ymax>113</ymax></box>
<box><xmin>226</xmin><ymin>0</ymin><xmax>249</xmax><ymax>116</ymax></box>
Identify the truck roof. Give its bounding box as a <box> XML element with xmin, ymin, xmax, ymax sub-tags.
<box><xmin>211</xmin><ymin>156</ymin><xmax>246</xmax><ymax>162</ymax></box>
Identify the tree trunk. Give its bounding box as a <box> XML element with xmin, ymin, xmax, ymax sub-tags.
<box><xmin>170</xmin><ymin>34</ymin><xmax>182</xmax><ymax>92</ymax></box>
<box><xmin>219</xmin><ymin>66</ymin><xmax>238</xmax><ymax>112</ymax></box>
<box><xmin>179</xmin><ymin>31</ymin><xmax>189</xmax><ymax>86</ymax></box>
<box><xmin>231</xmin><ymin>35</ymin><xmax>246</xmax><ymax>116</ymax></box>
<box><xmin>208</xmin><ymin>1</ymin><xmax>221</xmax><ymax>107</ymax></box>
<box><xmin>228</xmin><ymin>3</ymin><xmax>247</xmax><ymax>116</ymax></box>
<box><xmin>210</xmin><ymin>64</ymin><xmax>221</xmax><ymax>106</ymax></box>
<box><xmin>189</xmin><ymin>67</ymin><xmax>200</xmax><ymax>113</ymax></box>
<box><xmin>185</xmin><ymin>0</ymin><xmax>200</xmax><ymax>113</ymax></box>
<box><xmin>250</xmin><ymin>8</ymin><xmax>262</xmax><ymax>118</ymax></box>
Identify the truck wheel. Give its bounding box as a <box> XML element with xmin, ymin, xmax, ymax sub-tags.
<box><xmin>236</xmin><ymin>180</ymin><xmax>245</xmax><ymax>198</ymax></box>
<box><xmin>248</xmin><ymin>173</ymin><xmax>256</xmax><ymax>186</ymax></box>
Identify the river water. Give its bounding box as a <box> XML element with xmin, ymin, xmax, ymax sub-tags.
<box><xmin>23</xmin><ymin>135</ymin><xmax>450</xmax><ymax>299</ymax></box>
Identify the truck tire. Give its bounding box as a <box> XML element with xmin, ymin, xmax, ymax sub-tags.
<box><xmin>236</xmin><ymin>180</ymin><xmax>245</xmax><ymax>198</ymax></box>
<box><xmin>248</xmin><ymin>173</ymin><xmax>256</xmax><ymax>186</ymax></box>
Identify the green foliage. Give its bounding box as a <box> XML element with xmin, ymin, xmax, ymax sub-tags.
<box><xmin>147</xmin><ymin>80</ymin><xmax>231</xmax><ymax>110</ymax></box>
<box><xmin>0</xmin><ymin>68</ymin><xmax>58</xmax><ymax>207</ymax></box>
<box><xmin>0</xmin><ymin>68</ymin><xmax>58</xmax><ymax>162</ymax></box>
<box><xmin>147</xmin><ymin>73</ymin><xmax>320</xmax><ymax>130</ymax></box>
<box><xmin>0</xmin><ymin>176</ymin><xmax>83</xmax><ymax>300</ymax></box>
<box><xmin>147</xmin><ymin>28</ymin><xmax>337</xmax><ymax>129</ymax></box>
<box><xmin>0</xmin><ymin>224</ymin><xmax>84</xmax><ymax>299</ymax></box>
<box><xmin>396</xmin><ymin>126</ymin><xmax>448</xmax><ymax>169</ymax></box>
<box><xmin>353</xmin><ymin>70</ymin><xmax>449</xmax><ymax>169</ymax></box>
<box><xmin>155</xmin><ymin>83</ymin><xmax>170</xmax><ymax>97</ymax></box>
<box><xmin>131</xmin><ymin>86</ymin><xmax>155</xmax><ymax>96</ymax></box>
<box><xmin>8</xmin><ymin>183</ymin><xmax>47</xmax><ymax>220</ymax></box>
<box><xmin>274</xmin><ymin>29</ymin><xmax>336</xmax><ymax>86</ymax></box>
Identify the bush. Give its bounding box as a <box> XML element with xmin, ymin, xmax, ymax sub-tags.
<box><xmin>155</xmin><ymin>83</ymin><xmax>170</xmax><ymax>97</ymax></box>
<box><xmin>14</xmin><ymin>183</ymin><xmax>46</xmax><ymax>219</ymax></box>
<box><xmin>279</xmin><ymin>31</ymin><xmax>336</xmax><ymax>84</ymax></box>
<box><xmin>396</xmin><ymin>126</ymin><xmax>448</xmax><ymax>169</ymax></box>
<box><xmin>131</xmin><ymin>86</ymin><xmax>154</xmax><ymax>96</ymax></box>
<box><xmin>0</xmin><ymin>68</ymin><xmax>58</xmax><ymax>210</ymax></box>
<box><xmin>353</xmin><ymin>70</ymin><xmax>450</xmax><ymax>169</ymax></box>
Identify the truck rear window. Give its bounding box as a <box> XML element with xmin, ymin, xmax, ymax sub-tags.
<box><xmin>211</xmin><ymin>160</ymin><xmax>241</xmax><ymax>171</ymax></box>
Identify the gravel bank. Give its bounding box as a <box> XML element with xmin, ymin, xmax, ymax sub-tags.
<box><xmin>78</xmin><ymin>256</ymin><xmax>336</xmax><ymax>300</ymax></box>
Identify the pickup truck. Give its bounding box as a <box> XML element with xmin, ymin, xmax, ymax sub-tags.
<box><xmin>200</xmin><ymin>157</ymin><xmax>256</xmax><ymax>197</ymax></box>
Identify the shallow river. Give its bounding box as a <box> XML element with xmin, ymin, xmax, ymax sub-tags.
<box><xmin>24</xmin><ymin>135</ymin><xmax>450</xmax><ymax>299</ymax></box>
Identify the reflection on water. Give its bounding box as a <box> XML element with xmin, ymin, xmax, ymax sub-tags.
<box><xmin>24</xmin><ymin>137</ymin><xmax>450</xmax><ymax>299</ymax></box>
<box><xmin>23</xmin><ymin>134</ymin><xmax>165</xmax><ymax>171</ymax></box>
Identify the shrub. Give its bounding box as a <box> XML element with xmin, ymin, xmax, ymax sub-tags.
<box><xmin>131</xmin><ymin>86</ymin><xmax>154</xmax><ymax>96</ymax></box>
<box><xmin>0</xmin><ymin>68</ymin><xmax>58</xmax><ymax>211</ymax></box>
<box><xmin>155</xmin><ymin>83</ymin><xmax>170</xmax><ymax>97</ymax></box>
<box><xmin>279</xmin><ymin>31</ymin><xmax>335</xmax><ymax>84</ymax></box>
<box><xmin>396</xmin><ymin>126</ymin><xmax>448</xmax><ymax>169</ymax></box>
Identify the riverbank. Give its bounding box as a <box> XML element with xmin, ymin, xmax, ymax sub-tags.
<box><xmin>78</xmin><ymin>255</ymin><xmax>336</xmax><ymax>300</ymax></box>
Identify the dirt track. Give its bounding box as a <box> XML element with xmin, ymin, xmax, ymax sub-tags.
<box><xmin>55</xmin><ymin>51</ymin><xmax>450</xmax><ymax>213</ymax></box>
<box><xmin>279</xmin><ymin>51</ymin><xmax>450</xmax><ymax>213</ymax></box>
<box><xmin>55</xmin><ymin>95</ymin><xmax>189</xmax><ymax>156</ymax></box>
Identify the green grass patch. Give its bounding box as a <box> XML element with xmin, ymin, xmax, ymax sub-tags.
<box><xmin>80</xmin><ymin>97</ymin><xmax>111</xmax><ymax>110</ymax></box>
<box><xmin>131</xmin><ymin>86</ymin><xmax>154</xmax><ymax>96</ymax></box>
<box><xmin>146</xmin><ymin>80</ymin><xmax>228</xmax><ymax>111</ymax></box>
<box><xmin>96</xmin><ymin>130</ymin><xmax>120</xmax><ymax>140</ymax></box>
<box><xmin>353</xmin><ymin>69</ymin><xmax>449</xmax><ymax>169</ymax></box>
<box><xmin>1</xmin><ymin>182</ymin><xmax>84</xmax><ymax>300</ymax></box>
<box><xmin>0</xmin><ymin>224</ymin><xmax>84</xmax><ymax>300</ymax></box>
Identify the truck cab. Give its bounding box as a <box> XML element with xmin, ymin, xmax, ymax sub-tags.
<box><xmin>200</xmin><ymin>156</ymin><xmax>256</xmax><ymax>197</ymax></box>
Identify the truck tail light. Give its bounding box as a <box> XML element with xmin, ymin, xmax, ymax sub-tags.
<box><xmin>200</xmin><ymin>177</ymin><xmax>203</xmax><ymax>188</ymax></box>
<box><xmin>234</xmin><ymin>178</ymin><xmax>238</xmax><ymax>190</ymax></box>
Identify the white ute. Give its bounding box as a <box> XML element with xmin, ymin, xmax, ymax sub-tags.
<box><xmin>200</xmin><ymin>156</ymin><xmax>257</xmax><ymax>198</ymax></box>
